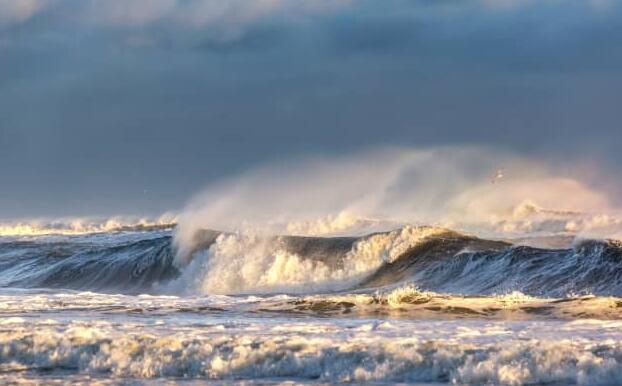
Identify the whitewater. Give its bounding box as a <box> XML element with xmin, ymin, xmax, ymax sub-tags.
<box><xmin>3</xmin><ymin>148</ymin><xmax>622</xmax><ymax>385</ymax></box>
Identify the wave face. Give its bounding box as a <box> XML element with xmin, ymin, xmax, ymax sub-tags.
<box><xmin>2</xmin><ymin>226</ymin><xmax>622</xmax><ymax>297</ymax></box>
<box><xmin>360</xmin><ymin>236</ymin><xmax>622</xmax><ymax>297</ymax></box>
<box><xmin>0</xmin><ymin>233</ymin><xmax>178</xmax><ymax>294</ymax></box>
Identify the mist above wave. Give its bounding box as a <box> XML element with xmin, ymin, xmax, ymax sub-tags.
<box><xmin>173</xmin><ymin>146</ymin><xmax>622</xmax><ymax>261</ymax></box>
<box><xmin>3</xmin><ymin>146</ymin><xmax>622</xmax><ymax>298</ymax></box>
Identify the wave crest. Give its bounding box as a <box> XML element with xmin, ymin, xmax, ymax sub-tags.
<box><xmin>170</xmin><ymin>226</ymin><xmax>449</xmax><ymax>295</ymax></box>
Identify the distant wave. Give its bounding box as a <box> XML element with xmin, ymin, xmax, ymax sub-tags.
<box><xmin>2</xmin><ymin>226</ymin><xmax>622</xmax><ymax>298</ymax></box>
<box><xmin>0</xmin><ymin>215</ymin><xmax>177</xmax><ymax>237</ymax></box>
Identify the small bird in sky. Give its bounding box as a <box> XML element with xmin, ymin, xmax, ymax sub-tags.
<box><xmin>491</xmin><ymin>169</ymin><xmax>504</xmax><ymax>184</ymax></box>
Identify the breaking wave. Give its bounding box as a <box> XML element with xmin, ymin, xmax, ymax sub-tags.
<box><xmin>2</xmin><ymin>225</ymin><xmax>622</xmax><ymax>298</ymax></box>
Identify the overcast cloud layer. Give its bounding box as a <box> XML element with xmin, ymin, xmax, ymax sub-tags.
<box><xmin>1</xmin><ymin>0</ymin><xmax>621</xmax><ymax>217</ymax></box>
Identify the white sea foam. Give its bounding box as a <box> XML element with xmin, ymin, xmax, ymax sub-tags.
<box><xmin>2</xmin><ymin>289</ymin><xmax>621</xmax><ymax>384</ymax></box>
<box><xmin>2</xmin><ymin>316</ymin><xmax>622</xmax><ymax>384</ymax></box>
<box><xmin>0</xmin><ymin>214</ymin><xmax>177</xmax><ymax>237</ymax></box>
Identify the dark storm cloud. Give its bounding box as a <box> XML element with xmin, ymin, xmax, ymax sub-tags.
<box><xmin>327</xmin><ymin>2</ymin><xmax>622</xmax><ymax>72</ymax></box>
<box><xmin>1</xmin><ymin>0</ymin><xmax>621</xmax><ymax>217</ymax></box>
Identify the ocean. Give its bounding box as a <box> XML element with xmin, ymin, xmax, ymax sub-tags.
<box><xmin>1</xmin><ymin>223</ymin><xmax>622</xmax><ymax>385</ymax></box>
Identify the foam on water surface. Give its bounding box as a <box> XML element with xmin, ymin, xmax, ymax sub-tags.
<box><xmin>1</xmin><ymin>307</ymin><xmax>622</xmax><ymax>385</ymax></box>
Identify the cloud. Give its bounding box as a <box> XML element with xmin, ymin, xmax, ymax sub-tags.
<box><xmin>168</xmin><ymin>0</ymin><xmax>339</xmax><ymax>42</ymax></box>
<box><xmin>1</xmin><ymin>0</ymin><xmax>621</xmax><ymax>219</ymax></box>
<box><xmin>0</xmin><ymin>0</ymin><xmax>353</xmax><ymax>47</ymax></box>
<box><xmin>0</xmin><ymin>0</ymin><xmax>617</xmax><ymax>49</ymax></box>
<box><xmin>83</xmin><ymin>0</ymin><xmax>177</xmax><ymax>26</ymax></box>
<box><xmin>0</xmin><ymin>0</ymin><xmax>52</xmax><ymax>26</ymax></box>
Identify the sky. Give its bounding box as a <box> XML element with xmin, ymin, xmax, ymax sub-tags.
<box><xmin>0</xmin><ymin>0</ymin><xmax>621</xmax><ymax>218</ymax></box>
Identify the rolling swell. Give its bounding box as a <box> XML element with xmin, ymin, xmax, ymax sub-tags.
<box><xmin>0</xmin><ymin>236</ymin><xmax>179</xmax><ymax>293</ymax></box>
<box><xmin>1</xmin><ymin>228</ymin><xmax>622</xmax><ymax>297</ymax></box>
<box><xmin>362</xmin><ymin>236</ymin><xmax>622</xmax><ymax>297</ymax></box>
